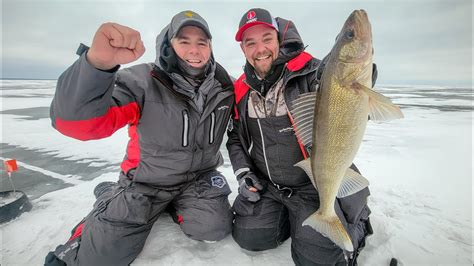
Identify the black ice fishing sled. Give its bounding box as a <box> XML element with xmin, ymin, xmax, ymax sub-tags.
<box><xmin>0</xmin><ymin>190</ymin><xmax>32</xmax><ymax>223</ymax></box>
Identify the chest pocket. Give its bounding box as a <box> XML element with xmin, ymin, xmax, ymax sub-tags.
<box><xmin>209</xmin><ymin>111</ymin><xmax>216</xmax><ymax>144</ymax></box>
<box><xmin>182</xmin><ymin>110</ymin><xmax>189</xmax><ymax>147</ymax></box>
<box><xmin>207</xmin><ymin>101</ymin><xmax>232</xmax><ymax>146</ymax></box>
<box><xmin>138</xmin><ymin>101</ymin><xmax>191</xmax><ymax>151</ymax></box>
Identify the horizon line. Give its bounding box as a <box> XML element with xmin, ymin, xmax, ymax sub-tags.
<box><xmin>0</xmin><ymin>78</ymin><xmax>472</xmax><ymax>88</ymax></box>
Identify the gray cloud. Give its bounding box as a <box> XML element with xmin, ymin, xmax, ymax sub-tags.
<box><xmin>2</xmin><ymin>0</ymin><xmax>472</xmax><ymax>86</ymax></box>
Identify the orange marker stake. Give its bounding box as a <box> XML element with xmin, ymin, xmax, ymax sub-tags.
<box><xmin>4</xmin><ymin>159</ymin><xmax>18</xmax><ymax>192</ymax></box>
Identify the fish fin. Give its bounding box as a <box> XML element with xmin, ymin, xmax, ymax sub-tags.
<box><xmin>294</xmin><ymin>158</ymin><xmax>318</xmax><ymax>190</ymax></box>
<box><xmin>356</xmin><ymin>83</ymin><xmax>404</xmax><ymax>121</ymax></box>
<box><xmin>337</xmin><ymin>167</ymin><xmax>370</xmax><ymax>198</ymax></box>
<box><xmin>289</xmin><ymin>92</ymin><xmax>317</xmax><ymax>147</ymax></box>
<box><xmin>303</xmin><ymin>212</ymin><xmax>354</xmax><ymax>252</ymax></box>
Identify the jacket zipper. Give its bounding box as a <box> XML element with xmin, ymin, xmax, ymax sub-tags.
<box><xmin>257</xmin><ymin>118</ymin><xmax>294</xmax><ymax>197</ymax></box>
<box><xmin>256</xmin><ymin>118</ymin><xmax>277</xmax><ymax>186</ymax></box>
<box><xmin>182</xmin><ymin>110</ymin><xmax>189</xmax><ymax>147</ymax></box>
<box><xmin>209</xmin><ymin>111</ymin><xmax>216</xmax><ymax>144</ymax></box>
<box><xmin>240</xmin><ymin>65</ymin><xmax>317</xmax><ymax>156</ymax></box>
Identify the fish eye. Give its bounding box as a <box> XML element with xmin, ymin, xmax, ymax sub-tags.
<box><xmin>345</xmin><ymin>29</ymin><xmax>355</xmax><ymax>39</ymax></box>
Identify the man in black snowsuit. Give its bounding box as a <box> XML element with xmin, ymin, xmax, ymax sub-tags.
<box><xmin>45</xmin><ymin>10</ymin><xmax>234</xmax><ymax>266</ymax></box>
<box><xmin>227</xmin><ymin>8</ymin><xmax>374</xmax><ymax>265</ymax></box>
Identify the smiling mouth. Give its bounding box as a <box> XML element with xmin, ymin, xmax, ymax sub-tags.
<box><xmin>255</xmin><ymin>55</ymin><xmax>271</xmax><ymax>61</ymax></box>
<box><xmin>186</xmin><ymin>59</ymin><xmax>202</xmax><ymax>64</ymax></box>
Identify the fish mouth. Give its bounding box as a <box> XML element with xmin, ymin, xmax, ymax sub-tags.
<box><xmin>337</xmin><ymin>10</ymin><xmax>372</xmax><ymax>64</ymax></box>
<box><xmin>353</xmin><ymin>9</ymin><xmax>368</xmax><ymax>22</ymax></box>
<box><xmin>352</xmin><ymin>10</ymin><xmax>372</xmax><ymax>44</ymax></box>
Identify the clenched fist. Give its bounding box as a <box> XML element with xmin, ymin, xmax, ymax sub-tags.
<box><xmin>86</xmin><ymin>22</ymin><xmax>146</xmax><ymax>70</ymax></box>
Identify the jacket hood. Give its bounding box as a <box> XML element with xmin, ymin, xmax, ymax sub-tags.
<box><xmin>274</xmin><ymin>17</ymin><xmax>305</xmax><ymax>64</ymax></box>
<box><xmin>154</xmin><ymin>23</ymin><xmax>215</xmax><ymax>77</ymax></box>
<box><xmin>155</xmin><ymin>10</ymin><xmax>212</xmax><ymax>69</ymax></box>
<box><xmin>154</xmin><ymin>24</ymin><xmax>175</xmax><ymax>70</ymax></box>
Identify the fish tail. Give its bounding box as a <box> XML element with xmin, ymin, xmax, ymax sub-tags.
<box><xmin>303</xmin><ymin>211</ymin><xmax>354</xmax><ymax>252</ymax></box>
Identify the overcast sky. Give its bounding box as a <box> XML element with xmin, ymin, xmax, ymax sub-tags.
<box><xmin>2</xmin><ymin>0</ymin><xmax>472</xmax><ymax>86</ymax></box>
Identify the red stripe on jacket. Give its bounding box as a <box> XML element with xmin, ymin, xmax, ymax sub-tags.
<box><xmin>120</xmin><ymin>124</ymin><xmax>140</xmax><ymax>174</ymax></box>
<box><xmin>68</xmin><ymin>223</ymin><xmax>84</xmax><ymax>241</ymax></box>
<box><xmin>55</xmin><ymin>102</ymin><xmax>141</xmax><ymax>174</ymax></box>
<box><xmin>55</xmin><ymin>102</ymin><xmax>140</xmax><ymax>141</ymax></box>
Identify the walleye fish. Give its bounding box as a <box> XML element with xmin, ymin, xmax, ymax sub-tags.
<box><xmin>290</xmin><ymin>10</ymin><xmax>403</xmax><ymax>252</ymax></box>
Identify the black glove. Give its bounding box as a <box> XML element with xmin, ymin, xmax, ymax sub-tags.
<box><xmin>238</xmin><ymin>172</ymin><xmax>264</xmax><ymax>202</ymax></box>
<box><xmin>371</xmin><ymin>63</ymin><xmax>378</xmax><ymax>88</ymax></box>
<box><xmin>45</xmin><ymin>252</ymin><xmax>66</xmax><ymax>266</ymax></box>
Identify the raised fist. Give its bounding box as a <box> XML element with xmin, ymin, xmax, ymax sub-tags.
<box><xmin>86</xmin><ymin>22</ymin><xmax>146</xmax><ymax>70</ymax></box>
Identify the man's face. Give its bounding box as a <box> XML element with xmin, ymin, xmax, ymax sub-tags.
<box><xmin>240</xmin><ymin>24</ymin><xmax>279</xmax><ymax>78</ymax></box>
<box><xmin>171</xmin><ymin>26</ymin><xmax>211</xmax><ymax>69</ymax></box>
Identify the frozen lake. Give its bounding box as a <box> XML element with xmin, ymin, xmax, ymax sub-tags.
<box><xmin>0</xmin><ymin>79</ymin><xmax>472</xmax><ymax>265</ymax></box>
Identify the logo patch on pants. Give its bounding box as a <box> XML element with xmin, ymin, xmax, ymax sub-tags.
<box><xmin>211</xmin><ymin>176</ymin><xmax>226</xmax><ymax>188</ymax></box>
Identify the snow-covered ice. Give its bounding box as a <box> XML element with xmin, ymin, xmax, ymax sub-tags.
<box><xmin>0</xmin><ymin>80</ymin><xmax>472</xmax><ymax>265</ymax></box>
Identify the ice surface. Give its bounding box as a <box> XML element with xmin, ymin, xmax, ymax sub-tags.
<box><xmin>0</xmin><ymin>80</ymin><xmax>472</xmax><ymax>265</ymax></box>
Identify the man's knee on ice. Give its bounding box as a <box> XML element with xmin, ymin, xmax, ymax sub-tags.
<box><xmin>232</xmin><ymin>226</ymin><xmax>289</xmax><ymax>251</ymax></box>
<box><xmin>180</xmin><ymin>213</ymin><xmax>232</xmax><ymax>242</ymax></box>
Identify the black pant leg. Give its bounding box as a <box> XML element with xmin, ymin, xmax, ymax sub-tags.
<box><xmin>232</xmin><ymin>190</ymin><xmax>291</xmax><ymax>251</ymax></box>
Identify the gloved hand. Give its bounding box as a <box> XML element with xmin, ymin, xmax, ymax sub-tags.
<box><xmin>238</xmin><ymin>172</ymin><xmax>264</xmax><ymax>202</ymax></box>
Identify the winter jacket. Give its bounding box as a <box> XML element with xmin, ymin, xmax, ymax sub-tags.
<box><xmin>226</xmin><ymin>17</ymin><xmax>321</xmax><ymax>187</ymax></box>
<box><xmin>227</xmin><ymin>52</ymin><xmax>320</xmax><ymax>184</ymax></box>
<box><xmin>51</xmin><ymin>40</ymin><xmax>234</xmax><ymax>188</ymax></box>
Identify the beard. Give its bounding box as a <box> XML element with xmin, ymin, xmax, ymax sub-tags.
<box><xmin>251</xmin><ymin>51</ymin><xmax>275</xmax><ymax>78</ymax></box>
<box><xmin>253</xmin><ymin>58</ymin><xmax>274</xmax><ymax>78</ymax></box>
<box><xmin>254</xmin><ymin>63</ymin><xmax>272</xmax><ymax>78</ymax></box>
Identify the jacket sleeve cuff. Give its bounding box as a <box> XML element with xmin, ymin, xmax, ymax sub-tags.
<box><xmin>83</xmin><ymin>52</ymin><xmax>120</xmax><ymax>73</ymax></box>
<box><xmin>235</xmin><ymin>167</ymin><xmax>250</xmax><ymax>179</ymax></box>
